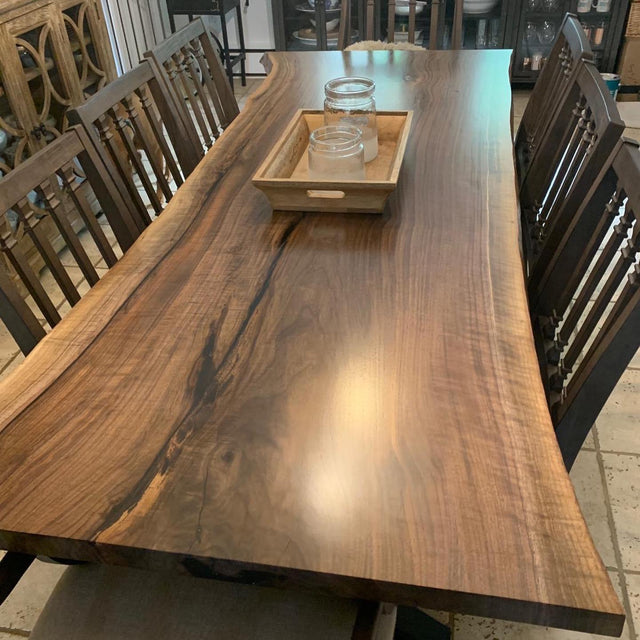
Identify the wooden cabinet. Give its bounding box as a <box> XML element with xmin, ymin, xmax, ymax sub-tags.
<box><xmin>0</xmin><ymin>0</ymin><xmax>116</xmax><ymax>171</ymax></box>
<box><xmin>0</xmin><ymin>0</ymin><xmax>117</xmax><ymax>279</ymax></box>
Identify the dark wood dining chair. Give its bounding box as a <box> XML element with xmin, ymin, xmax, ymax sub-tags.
<box><xmin>515</xmin><ymin>13</ymin><xmax>593</xmax><ymax>185</ymax></box>
<box><xmin>0</xmin><ymin>126</ymin><xmax>140</xmax><ymax>355</ymax></box>
<box><xmin>0</xmin><ymin>126</ymin><xmax>141</xmax><ymax>605</ymax></box>
<box><xmin>519</xmin><ymin>60</ymin><xmax>625</xmax><ymax>271</ymax></box>
<box><xmin>67</xmin><ymin>60</ymin><xmax>201</xmax><ymax>229</ymax></box>
<box><xmin>340</xmin><ymin>0</ymin><xmax>463</xmax><ymax>50</ymax></box>
<box><xmin>528</xmin><ymin>139</ymin><xmax>640</xmax><ymax>471</ymax></box>
<box><xmin>144</xmin><ymin>17</ymin><xmax>240</xmax><ymax>156</ymax></box>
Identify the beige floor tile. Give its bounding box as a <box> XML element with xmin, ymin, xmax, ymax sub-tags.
<box><xmin>453</xmin><ymin>608</ymin><xmax>629</xmax><ymax>639</ymax></box>
<box><xmin>0</xmin><ymin>353</ymin><xmax>25</xmax><ymax>382</ymax></box>
<box><xmin>597</xmin><ymin>369</ymin><xmax>640</xmax><ymax>454</ymax></box>
<box><xmin>602</xmin><ymin>453</ymin><xmax>640</xmax><ymax>572</ymax></box>
<box><xmin>570</xmin><ymin>450</ymin><xmax>617</xmax><ymax>568</ymax></box>
<box><xmin>0</xmin><ymin>559</ymin><xmax>66</xmax><ymax>633</ymax></box>
<box><xmin>624</xmin><ymin>127</ymin><xmax>640</xmax><ymax>143</ymax></box>
<box><xmin>629</xmin><ymin>347</ymin><xmax>640</xmax><ymax>371</ymax></box>
<box><xmin>0</xmin><ymin>323</ymin><xmax>21</xmax><ymax>370</ymax></box>
<box><xmin>625</xmin><ymin>572</ymin><xmax>640</xmax><ymax>639</ymax></box>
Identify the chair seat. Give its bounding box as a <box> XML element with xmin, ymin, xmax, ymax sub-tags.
<box><xmin>30</xmin><ymin>564</ymin><xmax>396</xmax><ymax>639</ymax></box>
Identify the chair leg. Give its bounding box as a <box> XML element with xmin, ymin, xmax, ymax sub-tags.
<box><xmin>0</xmin><ymin>552</ymin><xmax>35</xmax><ymax>606</ymax></box>
<box><xmin>235</xmin><ymin>4</ymin><xmax>247</xmax><ymax>87</ymax></box>
<box><xmin>168</xmin><ymin>9</ymin><xmax>176</xmax><ymax>33</ymax></box>
<box><xmin>219</xmin><ymin>15</ymin><xmax>234</xmax><ymax>92</ymax></box>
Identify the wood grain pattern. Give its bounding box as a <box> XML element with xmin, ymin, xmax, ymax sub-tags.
<box><xmin>0</xmin><ymin>51</ymin><xmax>625</xmax><ymax>636</ymax></box>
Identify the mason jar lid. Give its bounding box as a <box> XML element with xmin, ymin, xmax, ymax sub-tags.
<box><xmin>324</xmin><ymin>77</ymin><xmax>375</xmax><ymax>101</ymax></box>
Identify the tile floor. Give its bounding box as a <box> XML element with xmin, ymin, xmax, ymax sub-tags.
<box><xmin>0</xmin><ymin>84</ymin><xmax>638</xmax><ymax>639</ymax></box>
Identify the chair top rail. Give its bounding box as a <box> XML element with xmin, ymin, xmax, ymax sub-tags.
<box><xmin>149</xmin><ymin>17</ymin><xmax>212</xmax><ymax>64</ymax></box>
<box><xmin>0</xmin><ymin>129</ymin><xmax>86</xmax><ymax>214</ymax></box>
<box><xmin>70</xmin><ymin>61</ymin><xmax>158</xmax><ymax>124</ymax></box>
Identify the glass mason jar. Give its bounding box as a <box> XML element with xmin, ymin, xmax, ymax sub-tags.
<box><xmin>324</xmin><ymin>77</ymin><xmax>378</xmax><ymax>163</ymax></box>
<box><xmin>308</xmin><ymin>125</ymin><xmax>365</xmax><ymax>181</ymax></box>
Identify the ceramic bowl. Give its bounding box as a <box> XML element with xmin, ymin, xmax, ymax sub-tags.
<box><xmin>308</xmin><ymin>0</ymin><xmax>341</xmax><ymax>9</ymax></box>
<box><xmin>463</xmin><ymin>0</ymin><xmax>500</xmax><ymax>14</ymax></box>
<box><xmin>394</xmin><ymin>0</ymin><xmax>426</xmax><ymax>15</ymax></box>
<box><xmin>310</xmin><ymin>17</ymin><xmax>341</xmax><ymax>29</ymax></box>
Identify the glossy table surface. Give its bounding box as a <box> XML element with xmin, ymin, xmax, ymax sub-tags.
<box><xmin>0</xmin><ymin>51</ymin><xmax>625</xmax><ymax>635</ymax></box>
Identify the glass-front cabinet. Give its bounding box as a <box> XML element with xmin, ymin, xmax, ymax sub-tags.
<box><xmin>272</xmin><ymin>0</ymin><xmax>630</xmax><ymax>79</ymax></box>
<box><xmin>510</xmin><ymin>0</ymin><xmax>630</xmax><ymax>82</ymax></box>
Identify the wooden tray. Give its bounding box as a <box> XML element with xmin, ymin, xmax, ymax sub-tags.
<box><xmin>252</xmin><ymin>109</ymin><xmax>413</xmax><ymax>213</ymax></box>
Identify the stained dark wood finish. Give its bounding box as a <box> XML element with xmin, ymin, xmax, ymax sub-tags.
<box><xmin>68</xmin><ymin>60</ymin><xmax>201</xmax><ymax>229</ymax></box>
<box><xmin>0</xmin><ymin>127</ymin><xmax>139</xmax><ymax>351</ymax></box>
<box><xmin>529</xmin><ymin>139</ymin><xmax>640</xmax><ymax>470</ymax></box>
<box><xmin>515</xmin><ymin>13</ymin><xmax>593</xmax><ymax>187</ymax></box>
<box><xmin>0</xmin><ymin>51</ymin><xmax>624</xmax><ymax>636</ymax></box>
<box><xmin>144</xmin><ymin>18</ymin><xmax>239</xmax><ymax>156</ymax></box>
<box><xmin>519</xmin><ymin>60</ymin><xmax>625</xmax><ymax>270</ymax></box>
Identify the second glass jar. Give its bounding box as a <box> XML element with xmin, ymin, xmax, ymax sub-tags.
<box><xmin>324</xmin><ymin>77</ymin><xmax>378</xmax><ymax>163</ymax></box>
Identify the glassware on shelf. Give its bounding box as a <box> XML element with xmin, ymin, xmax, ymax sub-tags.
<box><xmin>595</xmin><ymin>0</ymin><xmax>612</xmax><ymax>12</ymax></box>
<box><xmin>527</xmin><ymin>0</ymin><xmax>540</xmax><ymax>10</ymax></box>
<box><xmin>541</xmin><ymin>0</ymin><xmax>560</xmax><ymax>11</ymax></box>
<box><xmin>476</xmin><ymin>19</ymin><xmax>487</xmax><ymax>48</ymax></box>
<box><xmin>539</xmin><ymin>20</ymin><xmax>556</xmax><ymax>44</ymax></box>
<box><xmin>324</xmin><ymin>76</ymin><xmax>378</xmax><ymax>162</ymax></box>
<box><xmin>308</xmin><ymin>125</ymin><xmax>365</xmax><ymax>180</ymax></box>
<box><xmin>577</xmin><ymin>0</ymin><xmax>591</xmax><ymax>13</ymax></box>
<box><xmin>489</xmin><ymin>18</ymin><xmax>501</xmax><ymax>47</ymax></box>
<box><xmin>593</xmin><ymin>20</ymin><xmax>606</xmax><ymax>45</ymax></box>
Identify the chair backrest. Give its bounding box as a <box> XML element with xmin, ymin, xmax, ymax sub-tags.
<box><xmin>519</xmin><ymin>60</ymin><xmax>625</xmax><ymax>269</ymax></box>
<box><xmin>516</xmin><ymin>13</ymin><xmax>593</xmax><ymax>184</ymax></box>
<box><xmin>68</xmin><ymin>60</ymin><xmax>201</xmax><ymax>230</ymax></box>
<box><xmin>0</xmin><ymin>127</ymin><xmax>139</xmax><ymax>355</ymax></box>
<box><xmin>339</xmin><ymin>0</ymin><xmax>462</xmax><ymax>49</ymax></box>
<box><xmin>529</xmin><ymin>139</ymin><xmax>640</xmax><ymax>470</ymax></box>
<box><xmin>144</xmin><ymin>18</ymin><xmax>239</xmax><ymax>155</ymax></box>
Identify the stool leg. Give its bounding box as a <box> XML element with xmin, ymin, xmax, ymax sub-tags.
<box><xmin>236</xmin><ymin>4</ymin><xmax>247</xmax><ymax>87</ymax></box>
<box><xmin>220</xmin><ymin>15</ymin><xmax>234</xmax><ymax>92</ymax></box>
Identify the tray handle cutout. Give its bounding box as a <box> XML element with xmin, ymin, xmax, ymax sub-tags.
<box><xmin>307</xmin><ymin>190</ymin><xmax>346</xmax><ymax>199</ymax></box>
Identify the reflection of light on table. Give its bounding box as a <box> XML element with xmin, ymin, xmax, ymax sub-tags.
<box><xmin>303</xmin><ymin>349</ymin><xmax>388</xmax><ymax>535</ymax></box>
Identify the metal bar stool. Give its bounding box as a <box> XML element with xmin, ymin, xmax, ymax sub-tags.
<box><xmin>166</xmin><ymin>0</ymin><xmax>247</xmax><ymax>89</ymax></box>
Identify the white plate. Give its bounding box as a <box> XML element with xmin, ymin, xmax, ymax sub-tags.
<box><xmin>292</xmin><ymin>29</ymin><xmax>358</xmax><ymax>45</ymax></box>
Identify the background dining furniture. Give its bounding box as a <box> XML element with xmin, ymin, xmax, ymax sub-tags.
<box><xmin>515</xmin><ymin>13</ymin><xmax>592</xmax><ymax>183</ymax></box>
<box><xmin>68</xmin><ymin>59</ymin><xmax>201</xmax><ymax>228</ymax></box>
<box><xmin>0</xmin><ymin>0</ymin><xmax>118</xmax><ymax>280</ymax></box>
<box><xmin>0</xmin><ymin>125</ymin><xmax>137</xmax><ymax>354</ymax></box>
<box><xmin>165</xmin><ymin>0</ymin><xmax>247</xmax><ymax>89</ymax></box>
<box><xmin>144</xmin><ymin>18</ymin><xmax>239</xmax><ymax>157</ymax></box>
<box><xmin>519</xmin><ymin>60</ymin><xmax>625</xmax><ymax>268</ymax></box>
<box><xmin>340</xmin><ymin>0</ymin><xmax>463</xmax><ymax>49</ymax></box>
<box><xmin>272</xmin><ymin>0</ymin><xmax>629</xmax><ymax>66</ymax></box>
<box><xmin>0</xmin><ymin>50</ymin><xmax>625</xmax><ymax>637</ymax></box>
<box><xmin>528</xmin><ymin>138</ymin><xmax>640</xmax><ymax>469</ymax></box>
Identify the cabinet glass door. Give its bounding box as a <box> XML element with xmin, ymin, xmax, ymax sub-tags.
<box><xmin>570</xmin><ymin>0</ymin><xmax>617</xmax><ymax>69</ymax></box>
<box><xmin>512</xmin><ymin>0</ymin><xmax>571</xmax><ymax>80</ymax></box>
<box><xmin>457</xmin><ymin>0</ymin><xmax>507</xmax><ymax>50</ymax></box>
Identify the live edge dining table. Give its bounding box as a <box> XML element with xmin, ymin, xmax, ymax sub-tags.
<box><xmin>0</xmin><ymin>51</ymin><xmax>626</xmax><ymax>636</ymax></box>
